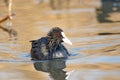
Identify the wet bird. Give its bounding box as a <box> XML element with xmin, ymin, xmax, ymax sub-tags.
<box><xmin>30</xmin><ymin>27</ymin><xmax>72</xmax><ymax>60</ymax></box>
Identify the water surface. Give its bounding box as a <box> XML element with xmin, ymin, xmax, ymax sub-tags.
<box><xmin>0</xmin><ymin>0</ymin><xmax>120</xmax><ymax>80</ymax></box>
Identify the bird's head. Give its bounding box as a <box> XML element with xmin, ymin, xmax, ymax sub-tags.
<box><xmin>47</xmin><ymin>27</ymin><xmax>72</xmax><ymax>45</ymax></box>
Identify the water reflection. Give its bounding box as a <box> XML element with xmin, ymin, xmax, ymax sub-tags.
<box><xmin>0</xmin><ymin>25</ymin><xmax>17</xmax><ymax>39</ymax></box>
<box><xmin>33</xmin><ymin>59</ymin><xmax>67</xmax><ymax>80</ymax></box>
<box><xmin>0</xmin><ymin>0</ymin><xmax>120</xmax><ymax>80</ymax></box>
<box><xmin>96</xmin><ymin>0</ymin><xmax>120</xmax><ymax>22</ymax></box>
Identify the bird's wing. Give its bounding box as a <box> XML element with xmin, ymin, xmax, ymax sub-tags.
<box><xmin>38</xmin><ymin>37</ymin><xmax>49</xmax><ymax>56</ymax></box>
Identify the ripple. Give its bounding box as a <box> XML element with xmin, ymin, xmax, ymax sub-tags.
<box><xmin>67</xmin><ymin>56</ymin><xmax>120</xmax><ymax>64</ymax></box>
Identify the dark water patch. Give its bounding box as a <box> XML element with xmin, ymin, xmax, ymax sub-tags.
<box><xmin>98</xmin><ymin>32</ymin><xmax>120</xmax><ymax>35</ymax></box>
<box><xmin>105</xmin><ymin>49</ymin><xmax>116</xmax><ymax>52</ymax></box>
<box><xmin>103</xmin><ymin>44</ymin><xmax>120</xmax><ymax>52</ymax></box>
<box><xmin>96</xmin><ymin>0</ymin><xmax>120</xmax><ymax>23</ymax></box>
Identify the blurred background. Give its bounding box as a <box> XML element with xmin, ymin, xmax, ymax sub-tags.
<box><xmin>0</xmin><ymin>0</ymin><xmax>120</xmax><ymax>80</ymax></box>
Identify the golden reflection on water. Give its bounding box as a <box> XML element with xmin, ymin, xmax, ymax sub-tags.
<box><xmin>0</xmin><ymin>0</ymin><xmax>120</xmax><ymax>80</ymax></box>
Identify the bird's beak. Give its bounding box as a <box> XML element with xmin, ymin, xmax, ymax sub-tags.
<box><xmin>61</xmin><ymin>32</ymin><xmax>72</xmax><ymax>45</ymax></box>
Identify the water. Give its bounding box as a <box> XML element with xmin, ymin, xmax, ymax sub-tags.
<box><xmin>0</xmin><ymin>0</ymin><xmax>120</xmax><ymax>80</ymax></box>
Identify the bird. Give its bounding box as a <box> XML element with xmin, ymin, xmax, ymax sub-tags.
<box><xmin>30</xmin><ymin>27</ymin><xmax>72</xmax><ymax>60</ymax></box>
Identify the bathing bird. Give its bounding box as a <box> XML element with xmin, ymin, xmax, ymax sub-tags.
<box><xmin>30</xmin><ymin>27</ymin><xmax>72</xmax><ymax>60</ymax></box>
